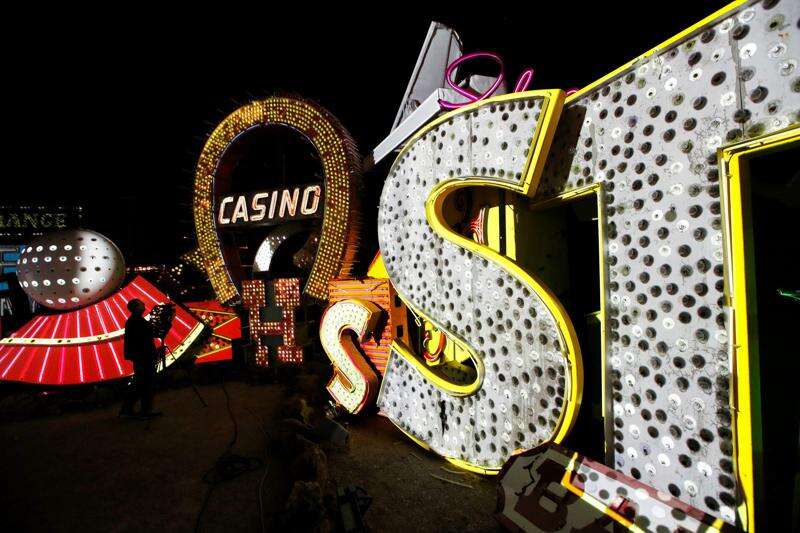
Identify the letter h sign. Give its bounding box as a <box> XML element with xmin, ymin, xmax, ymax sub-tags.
<box><xmin>241</xmin><ymin>278</ymin><xmax>303</xmax><ymax>367</ymax></box>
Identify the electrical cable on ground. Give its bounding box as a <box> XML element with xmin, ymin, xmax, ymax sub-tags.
<box><xmin>246</xmin><ymin>407</ymin><xmax>272</xmax><ymax>533</ymax></box>
<box><xmin>257</xmin><ymin>447</ymin><xmax>270</xmax><ymax>533</ymax></box>
<box><xmin>194</xmin><ymin>376</ymin><xmax>263</xmax><ymax>533</ymax></box>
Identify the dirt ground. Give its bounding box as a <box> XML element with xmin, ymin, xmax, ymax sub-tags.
<box><xmin>328</xmin><ymin>415</ymin><xmax>501</xmax><ymax>533</ymax></box>
<box><xmin>0</xmin><ymin>381</ymin><xmax>500</xmax><ymax>532</ymax></box>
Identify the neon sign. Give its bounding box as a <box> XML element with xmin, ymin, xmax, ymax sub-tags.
<box><xmin>0</xmin><ymin>212</ymin><xmax>68</xmax><ymax>230</ymax></box>
<box><xmin>0</xmin><ymin>276</ymin><xmax>204</xmax><ymax>385</ymax></box>
<box><xmin>241</xmin><ymin>278</ymin><xmax>303</xmax><ymax>367</ymax></box>
<box><xmin>377</xmin><ymin>90</ymin><xmax>577</xmax><ymax>474</ymax></box>
<box><xmin>0</xmin><ymin>205</ymin><xmax>83</xmax><ymax>243</ymax></box>
<box><xmin>358</xmin><ymin>1</ymin><xmax>799</xmax><ymax>531</ymax></box>
<box><xmin>320</xmin><ymin>275</ymin><xmax>410</xmax><ymax>413</ymax></box>
<box><xmin>216</xmin><ymin>183</ymin><xmax>323</xmax><ymax>227</ymax></box>
<box><xmin>190</xmin><ymin>96</ymin><xmax>362</xmax><ymax>304</ymax></box>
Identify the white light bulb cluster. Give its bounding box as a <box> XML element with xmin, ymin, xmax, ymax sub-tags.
<box><xmin>16</xmin><ymin>229</ymin><xmax>125</xmax><ymax>310</ymax></box>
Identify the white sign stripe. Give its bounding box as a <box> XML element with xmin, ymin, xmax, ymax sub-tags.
<box><xmin>37</xmin><ymin>346</ymin><xmax>53</xmax><ymax>383</ymax></box>
<box><xmin>58</xmin><ymin>348</ymin><xmax>65</xmax><ymax>383</ymax></box>
<box><xmin>108</xmin><ymin>342</ymin><xmax>123</xmax><ymax>375</ymax></box>
<box><xmin>51</xmin><ymin>314</ymin><xmax>63</xmax><ymax>339</ymax></box>
<box><xmin>94</xmin><ymin>304</ymin><xmax>109</xmax><ymax>334</ymax></box>
<box><xmin>93</xmin><ymin>344</ymin><xmax>104</xmax><ymax>380</ymax></box>
<box><xmin>1</xmin><ymin>346</ymin><xmax>27</xmax><ymax>378</ymax></box>
<box><xmin>26</xmin><ymin>315</ymin><xmax>51</xmax><ymax>339</ymax></box>
<box><xmin>174</xmin><ymin>312</ymin><xmax>190</xmax><ymax>329</ymax></box>
<box><xmin>85</xmin><ymin>308</ymin><xmax>95</xmax><ymax>336</ymax></box>
<box><xmin>13</xmin><ymin>316</ymin><xmax>43</xmax><ymax>338</ymax></box>
<box><xmin>78</xmin><ymin>345</ymin><xmax>84</xmax><ymax>383</ymax></box>
<box><xmin>112</xmin><ymin>297</ymin><xmax>128</xmax><ymax>322</ymax></box>
<box><xmin>131</xmin><ymin>280</ymin><xmax>161</xmax><ymax>306</ymax></box>
<box><xmin>104</xmin><ymin>300</ymin><xmax>122</xmax><ymax>329</ymax></box>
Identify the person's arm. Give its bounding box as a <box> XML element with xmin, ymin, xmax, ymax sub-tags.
<box><xmin>143</xmin><ymin>317</ymin><xmax>163</xmax><ymax>360</ymax></box>
<box><xmin>145</xmin><ymin>317</ymin><xmax>159</xmax><ymax>340</ymax></box>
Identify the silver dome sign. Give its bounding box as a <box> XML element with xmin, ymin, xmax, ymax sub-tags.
<box><xmin>16</xmin><ymin>229</ymin><xmax>125</xmax><ymax>310</ymax></box>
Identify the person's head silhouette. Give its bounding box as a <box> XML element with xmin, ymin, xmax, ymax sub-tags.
<box><xmin>127</xmin><ymin>298</ymin><xmax>145</xmax><ymax>316</ymax></box>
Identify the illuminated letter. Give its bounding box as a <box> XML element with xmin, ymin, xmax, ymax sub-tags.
<box><xmin>320</xmin><ymin>299</ymin><xmax>382</xmax><ymax>413</ymax></box>
<box><xmin>22</xmin><ymin>214</ymin><xmax>38</xmax><ymax>229</ymax></box>
<box><xmin>268</xmin><ymin>191</ymin><xmax>278</xmax><ymax>219</ymax></box>
<box><xmin>320</xmin><ymin>275</ymin><xmax>410</xmax><ymax>412</ymax></box>
<box><xmin>279</xmin><ymin>187</ymin><xmax>300</xmax><ymax>218</ymax></box>
<box><xmin>300</xmin><ymin>185</ymin><xmax>321</xmax><ymax>215</ymax></box>
<box><xmin>377</xmin><ymin>91</ymin><xmax>582</xmax><ymax>473</ymax></box>
<box><xmin>498</xmin><ymin>444</ymin><xmax>726</xmax><ymax>532</ymax></box>
<box><xmin>241</xmin><ymin>279</ymin><xmax>303</xmax><ymax>367</ymax></box>
<box><xmin>20</xmin><ymin>213</ymin><xmax>35</xmax><ymax>228</ymax></box>
<box><xmin>217</xmin><ymin>196</ymin><xmax>233</xmax><ymax>225</ymax></box>
<box><xmin>250</xmin><ymin>192</ymin><xmax>269</xmax><ymax>222</ymax></box>
<box><xmin>231</xmin><ymin>196</ymin><xmax>249</xmax><ymax>223</ymax></box>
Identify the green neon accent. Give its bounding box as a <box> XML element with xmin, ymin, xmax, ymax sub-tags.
<box><xmin>777</xmin><ymin>289</ymin><xmax>800</xmax><ymax>303</ymax></box>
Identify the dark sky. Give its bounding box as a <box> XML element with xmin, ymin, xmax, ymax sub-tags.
<box><xmin>7</xmin><ymin>2</ymin><xmax>729</xmax><ymax>264</ymax></box>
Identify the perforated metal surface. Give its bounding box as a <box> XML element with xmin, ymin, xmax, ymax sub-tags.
<box><xmin>377</xmin><ymin>95</ymin><xmax>578</xmax><ymax>470</ymax></box>
<box><xmin>537</xmin><ymin>0</ymin><xmax>800</xmax><ymax>523</ymax></box>
<box><xmin>17</xmin><ymin>229</ymin><xmax>125</xmax><ymax>310</ymax></box>
<box><xmin>377</xmin><ymin>0</ymin><xmax>799</xmax><ymax>525</ymax></box>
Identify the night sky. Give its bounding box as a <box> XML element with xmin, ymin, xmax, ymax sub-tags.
<box><xmin>8</xmin><ymin>3</ymin><xmax>728</xmax><ymax>264</ymax></box>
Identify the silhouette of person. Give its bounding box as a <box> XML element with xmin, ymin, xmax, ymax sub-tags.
<box><xmin>119</xmin><ymin>298</ymin><xmax>162</xmax><ymax>419</ymax></box>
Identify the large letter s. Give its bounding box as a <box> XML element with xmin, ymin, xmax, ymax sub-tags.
<box><xmin>320</xmin><ymin>299</ymin><xmax>382</xmax><ymax>414</ymax></box>
<box><xmin>377</xmin><ymin>91</ymin><xmax>583</xmax><ymax>472</ymax></box>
